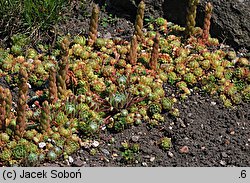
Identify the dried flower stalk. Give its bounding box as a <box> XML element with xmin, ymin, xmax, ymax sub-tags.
<box><xmin>57</xmin><ymin>37</ymin><xmax>70</xmax><ymax>98</ymax></box>
<box><xmin>16</xmin><ymin>67</ymin><xmax>28</xmax><ymax>137</ymax></box>
<box><xmin>202</xmin><ymin>2</ymin><xmax>213</xmax><ymax>43</ymax></box>
<box><xmin>185</xmin><ymin>0</ymin><xmax>200</xmax><ymax>37</ymax></box>
<box><xmin>5</xmin><ymin>88</ymin><xmax>12</xmax><ymax>120</ymax></box>
<box><xmin>134</xmin><ymin>0</ymin><xmax>145</xmax><ymax>41</ymax></box>
<box><xmin>49</xmin><ymin>66</ymin><xmax>58</xmax><ymax>104</ymax></box>
<box><xmin>4</xmin><ymin>88</ymin><xmax>12</xmax><ymax>129</ymax></box>
<box><xmin>88</xmin><ymin>4</ymin><xmax>99</xmax><ymax>46</ymax></box>
<box><xmin>128</xmin><ymin>35</ymin><xmax>138</xmax><ymax>65</ymax></box>
<box><xmin>150</xmin><ymin>32</ymin><xmax>160</xmax><ymax>71</ymax></box>
<box><xmin>0</xmin><ymin>86</ymin><xmax>7</xmax><ymax>130</ymax></box>
<box><xmin>40</xmin><ymin>100</ymin><xmax>51</xmax><ymax>133</ymax></box>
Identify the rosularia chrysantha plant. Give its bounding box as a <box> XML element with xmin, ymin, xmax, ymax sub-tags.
<box><xmin>0</xmin><ymin>0</ymin><xmax>249</xmax><ymax>166</ymax></box>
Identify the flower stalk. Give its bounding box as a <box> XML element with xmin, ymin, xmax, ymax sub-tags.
<box><xmin>202</xmin><ymin>2</ymin><xmax>213</xmax><ymax>43</ymax></box>
<box><xmin>185</xmin><ymin>0</ymin><xmax>200</xmax><ymax>37</ymax></box>
<box><xmin>88</xmin><ymin>4</ymin><xmax>99</xmax><ymax>46</ymax></box>
<box><xmin>150</xmin><ymin>32</ymin><xmax>160</xmax><ymax>71</ymax></box>
<box><xmin>40</xmin><ymin>100</ymin><xmax>51</xmax><ymax>133</ymax></box>
<box><xmin>134</xmin><ymin>0</ymin><xmax>145</xmax><ymax>41</ymax></box>
<box><xmin>57</xmin><ymin>37</ymin><xmax>70</xmax><ymax>98</ymax></box>
<box><xmin>128</xmin><ymin>35</ymin><xmax>138</xmax><ymax>65</ymax></box>
<box><xmin>49</xmin><ymin>66</ymin><xmax>58</xmax><ymax>104</ymax></box>
<box><xmin>16</xmin><ymin>67</ymin><xmax>28</xmax><ymax>138</ymax></box>
<box><xmin>0</xmin><ymin>87</ymin><xmax>12</xmax><ymax>130</ymax></box>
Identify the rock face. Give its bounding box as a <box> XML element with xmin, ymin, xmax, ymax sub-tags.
<box><xmin>98</xmin><ymin>0</ymin><xmax>250</xmax><ymax>50</ymax></box>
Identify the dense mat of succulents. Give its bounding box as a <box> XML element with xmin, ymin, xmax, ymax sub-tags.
<box><xmin>0</xmin><ymin>0</ymin><xmax>249</xmax><ymax>166</ymax></box>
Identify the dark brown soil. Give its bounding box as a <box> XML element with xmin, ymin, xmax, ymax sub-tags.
<box><xmin>1</xmin><ymin>0</ymin><xmax>250</xmax><ymax>167</ymax></box>
<box><xmin>41</xmin><ymin>91</ymin><xmax>250</xmax><ymax>167</ymax></box>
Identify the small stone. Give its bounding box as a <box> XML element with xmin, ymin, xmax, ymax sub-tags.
<box><xmin>179</xmin><ymin>146</ymin><xmax>189</xmax><ymax>154</ymax></box>
<box><xmin>211</xmin><ymin>102</ymin><xmax>216</xmax><ymax>106</ymax></box>
<box><xmin>68</xmin><ymin>156</ymin><xmax>74</xmax><ymax>163</ymax></box>
<box><xmin>80</xmin><ymin>140</ymin><xmax>91</xmax><ymax>148</ymax></box>
<box><xmin>168</xmin><ymin>151</ymin><xmax>174</xmax><ymax>158</ymax></box>
<box><xmin>92</xmin><ymin>140</ymin><xmax>100</xmax><ymax>147</ymax></box>
<box><xmin>100</xmin><ymin>148</ymin><xmax>110</xmax><ymax>155</ymax></box>
<box><xmin>73</xmin><ymin>159</ymin><xmax>85</xmax><ymax>167</ymax></box>
<box><xmin>38</xmin><ymin>142</ymin><xmax>46</xmax><ymax>149</ymax></box>
<box><xmin>150</xmin><ymin>157</ymin><xmax>155</xmax><ymax>162</ymax></box>
<box><xmin>142</xmin><ymin>162</ymin><xmax>148</xmax><ymax>167</ymax></box>
<box><xmin>65</xmin><ymin>160</ymin><xmax>70</xmax><ymax>166</ymax></box>
<box><xmin>135</xmin><ymin>160</ymin><xmax>139</xmax><ymax>164</ymax></box>
<box><xmin>180</xmin><ymin>122</ymin><xmax>186</xmax><ymax>128</ymax></box>
<box><xmin>103</xmin><ymin>157</ymin><xmax>109</xmax><ymax>162</ymax></box>
<box><xmin>224</xmin><ymin>139</ymin><xmax>230</xmax><ymax>145</ymax></box>
<box><xmin>201</xmin><ymin>124</ymin><xmax>204</xmax><ymax>129</ymax></box>
<box><xmin>79</xmin><ymin>149</ymin><xmax>84</xmax><ymax>154</ymax></box>
<box><xmin>221</xmin><ymin>152</ymin><xmax>228</xmax><ymax>158</ymax></box>
<box><xmin>131</xmin><ymin>135</ymin><xmax>140</xmax><ymax>142</ymax></box>
<box><xmin>227</xmin><ymin>128</ymin><xmax>235</xmax><ymax>135</ymax></box>
<box><xmin>177</xmin><ymin>118</ymin><xmax>186</xmax><ymax>128</ymax></box>
<box><xmin>103</xmin><ymin>32</ymin><xmax>112</xmax><ymax>39</ymax></box>
<box><xmin>220</xmin><ymin>160</ymin><xmax>226</xmax><ymax>166</ymax></box>
<box><xmin>230</xmin><ymin>131</ymin><xmax>235</xmax><ymax>135</ymax></box>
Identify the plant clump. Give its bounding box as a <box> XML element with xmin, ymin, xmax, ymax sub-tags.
<box><xmin>0</xmin><ymin>0</ymin><xmax>249</xmax><ymax>166</ymax></box>
<box><xmin>160</xmin><ymin>137</ymin><xmax>172</xmax><ymax>151</ymax></box>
